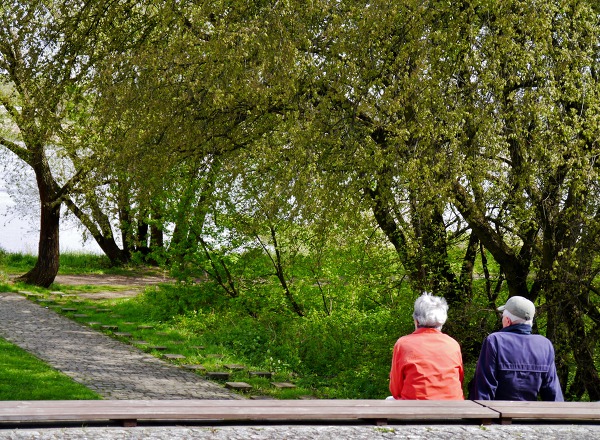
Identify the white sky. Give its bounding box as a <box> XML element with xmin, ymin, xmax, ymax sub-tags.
<box><xmin>0</xmin><ymin>175</ymin><xmax>101</xmax><ymax>255</ymax></box>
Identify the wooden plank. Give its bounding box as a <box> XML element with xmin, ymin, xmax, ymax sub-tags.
<box><xmin>26</xmin><ymin>399</ymin><xmax>493</xmax><ymax>410</ymax></box>
<box><xmin>0</xmin><ymin>400</ymin><xmax>498</xmax><ymax>424</ymax></box>
<box><xmin>0</xmin><ymin>399</ymin><xmax>496</xmax><ymax>411</ymax></box>
<box><xmin>475</xmin><ymin>400</ymin><xmax>600</xmax><ymax>423</ymax></box>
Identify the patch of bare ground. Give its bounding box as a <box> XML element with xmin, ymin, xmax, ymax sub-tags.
<box><xmin>52</xmin><ymin>273</ymin><xmax>174</xmax><ymax>299</ymax></box>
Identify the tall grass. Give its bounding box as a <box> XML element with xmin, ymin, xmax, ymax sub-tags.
<box><xmin>0</xmin><ymin>249</ymin><xmax>37</xmax><ymax>274</ymax></box>
<box><xmin>0</xmin><ymin>248</ymin><xmax>142</xmax><ymax>275</ymax></box>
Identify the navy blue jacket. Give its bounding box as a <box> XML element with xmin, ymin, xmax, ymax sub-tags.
<box><xmin>471</xmin><ymin>324</ymin><xmax>564</xmax><ymax>401</ymax></box>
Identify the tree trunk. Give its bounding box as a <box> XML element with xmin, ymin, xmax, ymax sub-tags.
<box><xmin>63</xmin><ymin>197</ymin><xmax>129</xmax><ymax>266</ymax></box>
<box><xmin>95</xmin><ymin>235</ymin><xmax>130</xmax><ymax>265</ymax></box>
<box><xmin>459</xmin><ymin>232</ymin><xmax>479</xmax><ymax>300</ymax></box>
<box><xmin>452</xmin><ymin>181</ymin><xmax>532</xmax><ymax>298</ymax></box>
<box><xmin>16</xmin><ymin>163</ymin><xmax>61</xmax><ymax>287</ymax></box>
<box><xmin>137</xmin><ymin>219</ymin><xmax>150</xmax><ymax>255</ymax></box>
<box><xmin>564</xmin><ymin>299</ymin><xmax>600</xmax><ymax>400</ymax></box>
<box><xmin>150</xmin><ymin>223</ymin><xmax>164</xmax><ymax>249</ymax></box>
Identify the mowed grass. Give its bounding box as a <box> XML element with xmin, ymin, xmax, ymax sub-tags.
<box><xmin>0</xmin><ymin>337</ymin><xmax>101</xmax><ymax>400</ymax></box>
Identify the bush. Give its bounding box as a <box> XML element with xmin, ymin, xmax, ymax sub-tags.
<box><xmin>163</xmin><ymin>283</ymin><xmax>414</xmax><ymax>398</ymax></box>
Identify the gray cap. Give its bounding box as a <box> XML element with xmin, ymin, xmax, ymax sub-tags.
<box><xmin>497</xmin><ymin>296</ymin><xmax>535</xmax><ymax>320</ymax></box>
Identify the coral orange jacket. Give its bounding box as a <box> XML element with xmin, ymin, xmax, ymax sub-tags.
<box><xmin>389</xmin><ymin>327</ymin><xmax>464</xmax><ymax>400</ymax></box>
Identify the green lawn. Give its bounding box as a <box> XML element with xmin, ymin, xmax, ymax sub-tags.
<box><xmin>0</xmin><ymin>337</ymin><xmax>100</xmax><ymax>400</ymax></box>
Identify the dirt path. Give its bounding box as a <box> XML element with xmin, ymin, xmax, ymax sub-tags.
<box><xmin>53</xmin><ymin>273</ymin><xmax>172</xmax><ymax>286</ymax></box>
<box><xmin>51</xmin><ymin>273</ymin><xmax>175</xmax><ymax>299</ymax></box>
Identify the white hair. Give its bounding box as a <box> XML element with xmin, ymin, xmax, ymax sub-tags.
<box><xmin>412</xmin><ymin>292</ymin><xmax>448</xmax><ymax>330</ymax></box>
<box><xmin>503</xmin><ymin>309</ymin><xmax>533</xmax><ymax>327</ymax></box>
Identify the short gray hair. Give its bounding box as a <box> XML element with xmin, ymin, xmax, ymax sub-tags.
<box><xmin>503</xmin><ymin>309</ymin><xmax>533</xmax><ymax>327</ymax></box>
<box><xmin>412</xmin><ymin>292</ymin><xmax>448</xmax><ymax>330</ymax></box>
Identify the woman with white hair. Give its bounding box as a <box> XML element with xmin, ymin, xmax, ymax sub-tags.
<box><xmin>389</xmin><ymin>292</ymin><xmax>464</xmax><ymax>400</ymax></box>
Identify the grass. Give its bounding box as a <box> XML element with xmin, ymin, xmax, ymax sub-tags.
<box><xmin>0</xmin><ymin>337</ymin><xmax>101</xmax><ymax>400</ymax></box>
<box><xmin>0</xmin><ymin>249</ymin><xmax>163</xmax><ymax>277</ymax></box>
<box><xmin>1</xmin><ymin>282</ymin><xmax>312</xmax><ymax>400</ymax></box>
<box><xmin>0</xmin><ymin>251</ymin><xmax>178</xmax><ymax>400</ymax></box>
<box><xmin>0</xmin><ymin>251</ymin><xmax>309</xmax><ymax>400</ymax></box>
<box><xmin>44</xmin><ymin>291</ymin><xmax>316</xmax><ymax>399</ymax></box>
<box><xmin>0</xmin><ymin>250</ymin><xmax>436</xmax><ymax>400</ymax></box>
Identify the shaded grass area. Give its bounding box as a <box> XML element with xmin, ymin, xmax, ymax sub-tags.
<box><xmin>0</xmin><ymin>337</ymin><xmax>101</xmax><ymax>400</ymax></box>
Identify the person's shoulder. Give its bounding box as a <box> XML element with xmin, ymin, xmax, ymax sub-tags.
<box><xmin>481</xmin><ymin>330</ymin><xmax>505</xmax><ymax>344</ymax></box>
<box><xmin>439</xmin><ymin>332</ymin><xmax>462</xmax><ymax>346</ymax></box>
<box><xmin>529</xmin><ymin>333</ymin><xmax>553</xmax><ymax>343</ymax></box>
<box><xmin>395</xmin><ymin>332</ymin><xmax>415</xmax><ymax>344</ymax></box>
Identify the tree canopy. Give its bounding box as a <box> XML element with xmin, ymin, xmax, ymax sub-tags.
<box><xmin>2</xmin><ymin>0</ymin><xmax>600</xmax><ymax>400</ymax></box>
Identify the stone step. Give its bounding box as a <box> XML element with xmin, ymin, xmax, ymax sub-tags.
<box><xmin>181</xmin><ymin>364</ymin><xmax>206</xmax><ymax>371</ymax></box>
<box><xmin>224</xmin><ymin>364</ymin><xmax>246</xmax><ymax>370</ymax></box>
<box><xmin>271</xmin><ymin>382</ymin><xmax>296</xmax><ymax>389</ymax></box>
<box><xmin>206</xmin><ymin>372</ymin><xmax>230</xmax><ymax>380</ymax></box>
<box><xmin>249</xmin><ymin>371</ymin><xmax>273</xmax><ymax>379</ymax></box>
<box><xmin>225</xmin><ymin>382</ymin><xmax>252</xmax><ymax>391</ymax></box>
<box><xmin>162</xmin><ymin>354</ymin><xmax>186</xmax><ymax>360</ymax></box>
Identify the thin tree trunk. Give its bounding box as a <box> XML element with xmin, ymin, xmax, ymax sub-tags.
<box><xmin>63</xmin><ymin>197</ymin><xmax>129</xmax><ymax>265</ymax></box>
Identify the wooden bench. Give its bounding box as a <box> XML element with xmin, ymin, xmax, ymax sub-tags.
<box><xmin>1</xmin><ymin>400</ymin><xmax>598</xmax><ymax>428</ymax></box>
<box><xmin>0</xmin><ymin>400</ymin><xmax>498</xmax><ymax>427</ymax></box>
<box><xmin>475</xmin><ymin>400</ymin><xmax>600</xmax><ymax>424</ymax></box>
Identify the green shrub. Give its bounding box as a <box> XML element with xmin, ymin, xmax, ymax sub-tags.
<box><xmin>165</xmin><ymin>286</ymin><xmax>413</xmax><ymax>398</ymax></box>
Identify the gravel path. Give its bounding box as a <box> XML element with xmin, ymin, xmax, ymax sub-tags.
<box><xmin>2</xmin><ymin>424</ymin><xmax>600</xmax><ymax>439</ymax></box>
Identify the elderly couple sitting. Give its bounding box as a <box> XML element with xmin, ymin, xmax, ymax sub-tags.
<box><xmin>388</xmin><ymin>293</ymin><xmax>563</xmax><ymax>401</ymax></box>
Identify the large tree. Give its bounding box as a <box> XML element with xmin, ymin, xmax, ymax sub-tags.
<box><xmin>0</xmin><ymin>1</ymin><xmax>156</xmax><ymax>284</ymax></box>
<box><xmin>420</xmin><ymin>1</ymin><xmax>600</xmax><ymax>398</ymax></box>
<box><xmin>87</xmin><ymin>1</ymin><xmax>306</xmax><ymax>266</ymax></box>
<box><xmin>266</xmin><ymin>0</ymin><xmax>600</xmax><ymax>398</ymax></box>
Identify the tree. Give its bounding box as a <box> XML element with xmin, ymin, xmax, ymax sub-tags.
<box><xmin>0</xmin><ymin>1</ymin><xmax>156</xmax><ymax>285</ymax></box>
<box><xmin>87</xmin><ymin>0</ymin><xmax>307</xmax><ymax>268</ymax></box>
<box><xmin>426</xmin><ymin>1</ymin><xmax>600</xmax><ymax>398</ymax></box>
<box><xmin>266</xmin><ymin>0</ymin><xmax>600</xmax><ymax>397</ymax></box>
<box><xmin>264</xmin><ymin>0</ymin><xmax>471</xmax><ymax>301</ymax></box>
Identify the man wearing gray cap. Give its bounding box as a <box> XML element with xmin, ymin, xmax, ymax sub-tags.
<box><xmin>470</xmin><ymin>296</ymin><xmax>564</xmax><ymax>401</ymax></box>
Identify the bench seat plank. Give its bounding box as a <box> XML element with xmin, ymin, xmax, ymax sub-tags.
<box><xmin>475</xmin><ymin>401</ymin><xmax>600</xmax><ymax>423</ymax></box>
<box><xmin>0</xmin><ymin>400</ymin><xmax>498</xmax><ymax>425</ymax></box>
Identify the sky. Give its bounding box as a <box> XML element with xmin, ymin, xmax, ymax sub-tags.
<box><xmin>0</xmin><ymin>177</ymin><xmax>101</xmax><ymax>255</ymax></box>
